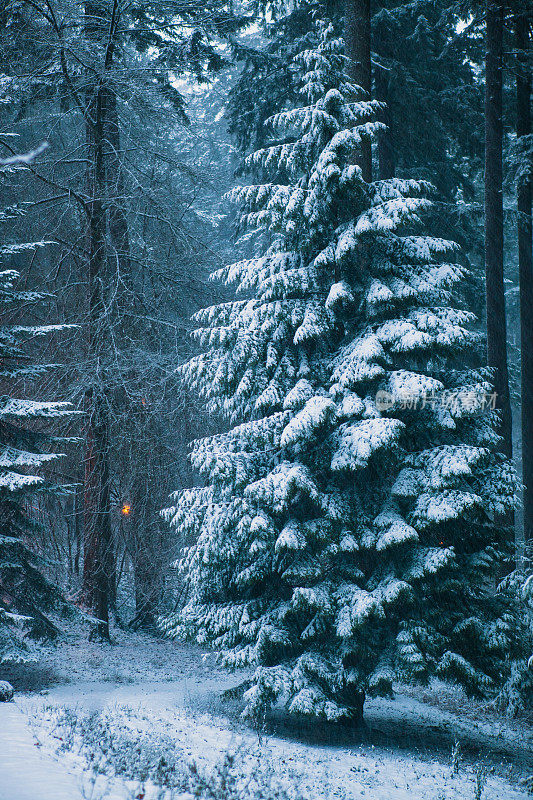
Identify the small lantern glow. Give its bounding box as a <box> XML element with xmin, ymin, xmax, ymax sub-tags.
<box><xmin>121</xmin><ymin>503</ymin><xmax>132</xmax><ymax>517</ymax></box>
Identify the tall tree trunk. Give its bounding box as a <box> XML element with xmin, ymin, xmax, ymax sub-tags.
<box><xmin>73</xmin><ymin>473</ymin><xmax>82</xmax><ymax>575</ymax></box>
<box><xmin>104</xmin><ymin>60</ymin><xmax>151</xmax><ymax>609</ymax></box>
<box><xmin>105</xmin><ymin>86</ymin><xmax>133</xmax><ymax>312</ymax></box>
<box><xmin>484</xmin><ymin>0</ymin><xmax>513</xmax><ymax>462</ymax></box>
<box><xmin>344</xmin><ymin>0</ymin><xmax>372</xmax><ymax>182</ymax></box>
<box><xmin>81</xmin><ymin>0</ymin><xmax>117</xmax><ymax>639</ymax></box>
<box><xmin>516</xmin><ymin>10</ymin><xmax>533</xmax><ymax>562</ymax></box>
<box><xmin>375</xmin><ymin>65</ymin><xmax>395</xmax><ymax>180</ymax></box>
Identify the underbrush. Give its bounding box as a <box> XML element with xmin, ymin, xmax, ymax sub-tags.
<box><xmin>34</xmin><ymin>705</ymin><xmax>309</xmax><ymax>800</ymax></box>
<box><xmin>46</xmin><ymin>706</ymin><xmax>189</xmax><ymax>790</ymax></box>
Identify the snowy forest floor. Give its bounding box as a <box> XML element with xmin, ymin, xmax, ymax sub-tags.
<box><xmin>0</xmin><ymin>621</ymin><xmax>532</xmax><ymax>800</ymax></box>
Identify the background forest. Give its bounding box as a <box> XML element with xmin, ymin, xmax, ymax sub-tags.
<box><xmin>0</xmin><ymin>0</ymin><xmax>532</xmax><ymax>736</ymax></box>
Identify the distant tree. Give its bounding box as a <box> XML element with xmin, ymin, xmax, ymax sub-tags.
<box><xmin>372</xmin><ymin>2</ymin><xmax>484</xmax><ymax>191</ymax></box>
<box><xmin>162</xmin><ymin>23</ymin><xmax>518</xmax><ymax>723</ymax></box>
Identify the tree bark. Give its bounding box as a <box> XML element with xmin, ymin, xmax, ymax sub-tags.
<box><xmin>375</xmin><ymin>65</ymin><xmax>395</xmax><ymax>180</ymax></box>
<box><xmin>484</xmin><ymin>0</ymin><xmax>513</xmax><ymax>461</ymax></box>
<box><xmin>344</xmin><ymin>0</ymin><xmax>372</xmax><ymax>182</ymax></box>
<box><xmin>83</xmin><ymin>390</ymin><xmax>114</xmax><ymax>638</ymax></box>
<box><xmin>73</xmin><ymin>472</ymin><xmax>82</xmax><ymax>575</ymax></box>
<box><xmin>81</xmin><ymin>0</ymin><xmax>117</xmax><ymax>639</ymax></box>
<box><xmin>516</xmin><ymin>10</ymin><xmax>533</xmax><ymax>562</ymax></box>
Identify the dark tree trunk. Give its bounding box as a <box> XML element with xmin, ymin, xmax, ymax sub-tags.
<box><xmin>73</xmin><ymin>473</ymin><xmax>82</xmax><ymax>575</ymax></box>
<box><xmin>105</xmin><ymin>86</ymin><xmax>133</xmax><ymax>310</ymax></box>
<box><xmin>375</xmin><ymin>66</ymin><xmax>395</xmax><ymax>180</ymax></box>
<box><xmin>81</xmin><ymin>0</ymin><xmax>117</xmax><ymax>640</ymax></box>
<box><xmin>344</xmin><ymin>0</ymin><xmax>372</xmax><ymax>182</ymax></box>
<box><xmin>339</xmin><ymin>687</ymin><xmax>366</xmax><ymax>726</ymax></box>
<box><xmin>102</xmin><ymin>51</ymin><xmax>134</xmax><ymax>607</ymax></box>
<box><xmin>484</xmin><ymin>0</ymin><xmax>513</xmax><ymax>462</ymax></box>
<box><xmin>516</xmin><ymin>11</ymin><xmax>533</xmax><ymax>561</ymax></box>
<box><xmin>105</xmin><ymin>74</ymin><xmax>154</xmax><ymax>614</ymax></box>
<box><xmin>83</xmin><ymin>392</ymin><xmax>114</xmax><ymax>638</ymax></box>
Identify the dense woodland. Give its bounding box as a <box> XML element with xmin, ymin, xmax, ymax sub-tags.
<box><xmin>0</xmin><ymin>0</ymin><xmax>532</xmax><ymax>727</ymax></box>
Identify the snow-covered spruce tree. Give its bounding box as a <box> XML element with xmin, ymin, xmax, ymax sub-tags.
<box><xmin>161</xmin><ymin>22</ymin><xmax>518</xmax><ymax>722</ymax></box>
<box><xmin>0</xmin><ymin>182</ymin><xmax>75</xmax><ymax>662</ymax></box>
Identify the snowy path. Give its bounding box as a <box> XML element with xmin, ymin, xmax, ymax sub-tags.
<box><xmin>0</xmin><ymin>701</ymin><xmax>84</xmax><ymax>800</ymax></box>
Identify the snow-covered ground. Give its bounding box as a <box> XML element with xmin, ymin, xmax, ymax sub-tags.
<box><xmin>0</xmin><ymin>700</ymin><xmax>85</xmax><ymax>800</ymax></box>
<box><xmin>1</xmin><ymin>624</ymin><xmax>531</xmax><ymax>800</ymax></box>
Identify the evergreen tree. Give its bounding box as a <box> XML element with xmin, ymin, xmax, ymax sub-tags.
<box><xmin>0</xmin><ymin>155</ymin><xmax>75</xmax><ymax>662</ymax></box>
<box><xmin>162</xmin><ymin>22</ymin><xmax>518</xmax><ymax>722</ymax></box>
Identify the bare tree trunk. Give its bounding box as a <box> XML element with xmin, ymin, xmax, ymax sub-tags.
<box><xmin>104</xmin><ymin>57</ymin><xmax>150</xmax><ymax>613</ymax></box>
<box><xmin>516</xmin><ymin>10</ymin><xmax>533</xmax><ymax>563</ymax></box>
<box><xmin>344</xmin><ymin>0</ymin><xmax>372</xmax><ymax>182</ymax></box>
<box><xmin>102</xmin><ymin>61</ymin><xmax>129</xmax><ymax>612</ymax></box>
<box><xmin>484</xmin><ymin>0</ymin><xmax>513</xmax><ymax>462</ymax></box>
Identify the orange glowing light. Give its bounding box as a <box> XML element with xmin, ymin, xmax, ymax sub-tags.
<box><xmin>121</xmin><ymin>503</ymin><xmax>132</xmax><ymax>517</ymax></box>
